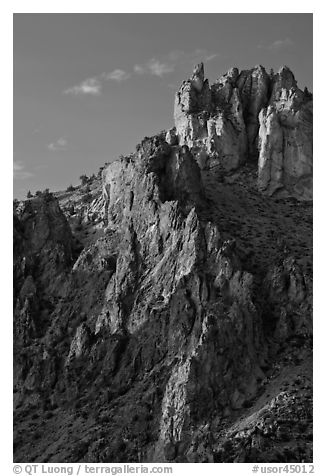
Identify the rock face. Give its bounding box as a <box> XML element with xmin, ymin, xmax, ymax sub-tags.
<box><xmin>258</xmin><ymin>67</ymin><xmax>313</xmax><ymax>199</ymax></box>
<box><xmin>98</xmin><ymin>142</ymin><xmax>270</xmax><ymax>460</ymax></box>
<box><xmin>174</xmin><ymin>64</ymin><xmax>312</xmax><ymax>200</ymax></box>
<box><xmin>14</xmin><ymin>195</ymin><xmax>74</xmax><ymax>346</ymax></box>
<box><xmin>236</xmin><ymin>65</ymin><xmax>270</xmax><ymax>159</ymax></box>
<box><xmin>13</xmin><ymin>66</ymin><xmax>312</xmax><ymax>464</ymax></box>
<box><xmin>174</xmin><ymin>63</ymin><xmax>247</xmax><ymax>172</ymax></box>
<box><xmin>263</xmin><ymin>255</ymin><xmax>312</xmax><ymax>341</ymax></box>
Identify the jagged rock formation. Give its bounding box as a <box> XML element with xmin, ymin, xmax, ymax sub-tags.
<box><xmin>174</xmin><ymin>63</ymin><xmax>312</xmax><ymax>200</ymax></box>
<box><xmin>13</xmin><ymin>65</ymin><xmax>312</xmax><ymax>464</ymax></box>
<box><xmin>174</xmin><ymin>63</ymin><xmax>247</xmax><ymax>172</ymax></box>
<box><xmin>258</xmin><ymin>67</ymin><xmax>313</xmax><ymax>199</ymax></box>
<box><xmin>14</xmin><ymin>196</ymin><xmax>74</xmax><ymax>347</ymax></box>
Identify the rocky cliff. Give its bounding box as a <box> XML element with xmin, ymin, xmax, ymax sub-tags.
<box><xmin>174</xmin><ymin>63</ymin><xmax>312</xmax><ymax>200</ymax></box>
<box><xmin>13</xmin><ymin>65</ymin><xmax>312</xmax><ymax>464</ymax></box>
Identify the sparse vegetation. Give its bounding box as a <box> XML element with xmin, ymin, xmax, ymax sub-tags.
<box><xmin>33</xmin><ymin>188</ymin><xmax>53</xmax><ymax>201</ymax></box>
<box><xmin>79</xmin><ymin>174</ymin><xmax>89</xmax><ymax>186</ymax></box>
<box><xmin>303</xmin><ymin>86</ymin><xmax>313</xmax><ymax>100</ymax></box>
<box><xmin>43</xmin><ymin>189</ymin><xmax>54</xmax><ymax>202</ymax></box>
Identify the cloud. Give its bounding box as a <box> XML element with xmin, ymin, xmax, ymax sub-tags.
<box><xmin>134</xmin><ymin>60</ymin><xmax>174</xmax><ymax>77</ymax></box>
<box><xmin>64</xmin><ymin>77</ymin><xmax>101</xmax><ymax>95</ymax></box>
<box><xmin>102</xmin><ymin>69</ymin><xmax>130</xmax><ymax>81</ymax></box>
<box><xmin>13</xmin><ymin>161</ymin><xmax>33</xmax><ymax>180</ymax></box>
<box><xmin>64</xmin><ymin>50</ymin><xmax>218</xmax><ymax>95</ymax></box>
<box><xmin>205</xmin><ymin>54</ymin><xmax>218</xmax><ymax>62</ymax></box>
<box><xmin>134</xmin><ymin>64</ymin><xmax>145</xmax><ymax>75</ymax></box>
<box><xmin>270</xmin><ymin>38</ymin><xmax>294</xmax><ymax>49</ymax></box>
<box><xmin>148</xmin><ymin>59</ymin><xmax>175</xmax><ymax>77</ymax></box>
<box><xmin>259</xmin><ymin>38</ymin><xmax>294</xmax><ymax>50</ymax></box>
<box><xmin>48</xmin><ymin>137</ymin><xmax>67</xmax><ymax>151</ymax></box>
<box><xmin>65</xmin><ymin>68</ymin><xmax>131</xmax><ymax>95</ymax></box>
<box><xmin>134</xmin><ymin>49</ymin><xmax>218</xmax><ymax>78</ymax></box>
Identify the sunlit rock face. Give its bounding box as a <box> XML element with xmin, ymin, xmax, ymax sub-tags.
<box><xmin>258</xmin><ymin>67</ymin><xmax>313</xmax><ymax>199</ymax></box>
<box><xmin>101</xmin><ymin>139</ymin><xmax>268</xmax><ymax>461</ymax></box>
<box><xmin>236</xmin><ymin>65</ymin><xmax>270</xmax><ymax>160</ymax></box>
<box><xmin>174</xmin><ymin>63</ymin><xmax>312</xmax><ymax>200</ymax></box>
<box><xmin>174</xmin><ymin>63</ymin><xmax>247</xmax><ymax>172</ymax></box>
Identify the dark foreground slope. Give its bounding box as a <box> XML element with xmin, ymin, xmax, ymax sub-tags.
<box><xmin>13</xmin><ymin>133</ymin><xmax>312</xmax><ymax>463</ymax></box>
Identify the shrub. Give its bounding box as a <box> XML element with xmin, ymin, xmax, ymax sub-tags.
<box><xmin>303</xmin><ymin>86</ymin><xmax>313</xmax><ymax>100</ymax></box>
<box><xmin>79</xmin><ymin>174</ymin><xmax>89</xmax><ymax>186</ymax></box>
<box><xmin>42</xmin><ymin>189</ymin><xmax>54</xmax><ymax>201</ymax></box>
<box><xmin>67</xmin><ymin>184</ymin><xmax>75</xmax><ymax>192</ymax></box>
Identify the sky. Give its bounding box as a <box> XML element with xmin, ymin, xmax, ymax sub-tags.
<box><xmin>13</xmin><ymin>13</ymin><xmax>313</xmax><ymax>199</ymax></box>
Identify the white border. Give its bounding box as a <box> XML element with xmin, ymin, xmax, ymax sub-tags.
<box><xmin>2</xmin><ymin>3</ymin><xmax>323</xmax><ymax>474</ymax></box>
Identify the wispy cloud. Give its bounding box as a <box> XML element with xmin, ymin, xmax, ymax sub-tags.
<box><xmin>101</xmin><ymin>69</ymin><xmax>130</xmax><ymax>81</ymax></box>
<box><xmin>64</xmin><ymin>77</ymin><xmax>102</xmax><ymax>96</ymax></box>
<box><xmin>259</xmin><ymin>38</ymin><xmax>294</xmax><ymax>51</ymax></box>
<box><xmin>134</xmin><ymin>49</ymin><xmax>218</xmax><ymax>78</ymax></box>
<box><xmin>64</xmin><ymin>50</ymin><xmax>218</xmax><ymax>96</ymax></box>
<box><xmin>134</xmin><ymin>59</ymin><xmax>175</xmax><ymax>77</ymax></box>
<box><xmin>48</xmin><ymin>137</ymin><xmax>67</xmax><ymax>151</ymax></box>
<box><xmin>205</xmin><ymin>54</ymin><xmax>218</xmax><ymax>61</ymax></box>
<box><xmin>13</xmin><ymin>161</ymin><xmax>33</xmax><ymax>180</ymax></box>
<box><xmin>65</xmin><ymin>68</ymin><xmax>130</xmax><ymax>95</ymax></box>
